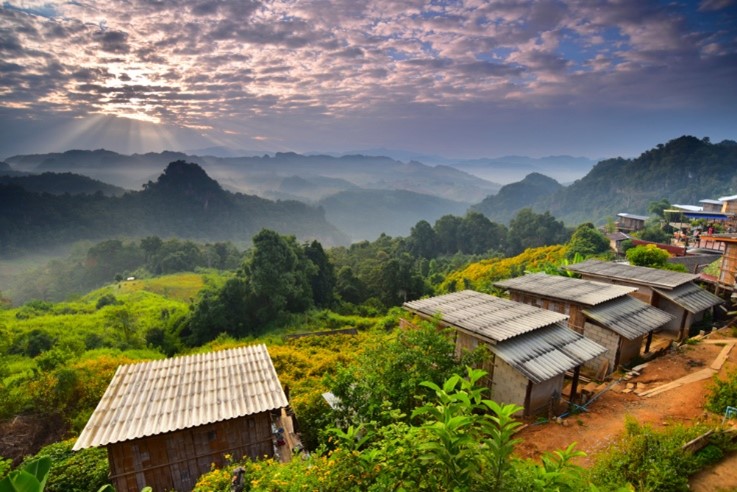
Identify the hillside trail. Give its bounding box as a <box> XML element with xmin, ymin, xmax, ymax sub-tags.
<box><xmin>513</xmin><ymin>330</ymin><xmax>737</xmax><ymax>490</ymax></box>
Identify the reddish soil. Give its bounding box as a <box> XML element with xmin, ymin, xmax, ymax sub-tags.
<box><xmin>514</xmin><ymin>329</ymin><xmax>737</xmax><ymax>490</ymax></box>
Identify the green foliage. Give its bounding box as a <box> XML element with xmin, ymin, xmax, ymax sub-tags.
<box><xmin>507</xmin><ymin>208</ymin><xmax>571</xmax><ymax>256</ymax></box>
<box><xmin>195</xmin><ymin>369</ymin><xmax>592</xmax><ymax>491</ymax></box>
<box><xmin>327</xmin><ymin>323</ymin><xmax>486</xmax><ymax>428</ymax></box>
<box><xmin>23</xmin><ymin>439</ymin><xmax>109</xmax><ymax>492</ymax></box>
<box><xmin>566</xmin><ymin>223</ymin><xmax>610</xmax><ymax>259</ymax></box>
<box><xmin>626</xmin><ymin>244</ymin><xmax>670</xmax><ymax>268</ymax></box>
<box><xmin>0</xmin><ymin>457</ymin><xmax>51</xmax><ymax>492</ymax></box>
<box><xmin>589</xmin><ymin>417</ymin><xmax>719</xmax><ymax>491</ymax></box>
<box><xmin>705</xmin><ymin>370</ymin><xmax>737</xmax><ymax>414</ymax></box>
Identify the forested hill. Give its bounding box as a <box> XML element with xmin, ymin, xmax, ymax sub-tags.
<box><xmin>530</xmin><ymin>136</ymin><xmax>737</xmax><ymax>225</ymax></box>
<box><xmin>471</xmin><ymin>172</ymin><xmax>562</xmax><ymax>224</ymax></box>
<box><xmin>0</xmin><ymin>172</ymin><xmax>126</xmax><ymax>196</ymax></box>
<box><xmin>0</xmin><ymin>161</ymin><xmax>348</xmax><ymax>256</ymax></box>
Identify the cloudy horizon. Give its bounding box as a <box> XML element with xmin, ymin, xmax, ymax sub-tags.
<box><xmin>1</xmin><ymin>0</ymin><xmax>736</xmax><ymax>159</ymax></box>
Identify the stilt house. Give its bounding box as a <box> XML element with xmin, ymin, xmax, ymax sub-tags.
<box><xmin>73</xmin><ymin>345</ymin><xmax>288</xmax><ymax>492</ymax></box>
<box><xmin>565</xmin><ymin>260</ymin><xmax>723</xmax><ymax>340</ymax></box>
<box><xmin>403</xmin><ymin>290</ymin><xmax>606</xmax><ymax>417</ymax></box>
<box><xmin>495</xmin><ymin>273</ymin><xmax>673</xmax><ymax>375</ymax></box>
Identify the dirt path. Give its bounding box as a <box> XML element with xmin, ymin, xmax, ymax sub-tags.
<box><xmin>514</xmin><ymin>331</ymin><xmax>737</xmax><ymax>490</ymax></box>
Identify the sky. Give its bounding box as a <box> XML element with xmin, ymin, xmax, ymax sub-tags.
<box><xmin>1</xmin><ymin>0</ymin><xmax>736</xmax><ymax>159</ymax></box>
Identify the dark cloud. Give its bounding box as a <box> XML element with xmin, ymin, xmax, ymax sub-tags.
<box><xmin>94</xmin><ymin>30</ymin><xmax>130</xmax><ymax>54</ymax></box>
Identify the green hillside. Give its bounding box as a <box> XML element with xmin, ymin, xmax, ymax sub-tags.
<box><xmin>538</xmin><ymin>136</ymin><xmax>737</xmax><ymax>224</ymax></box>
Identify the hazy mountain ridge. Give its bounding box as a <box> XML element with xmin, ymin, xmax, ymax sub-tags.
<box><xmin>471</xmin><ymin>173</ymin><xmax>563</xmax><ymax>224</ymax></box>
<box><xmin>318</xmin><ymin>189</ymin><xmax>470</xmax><ymax>242</ymax></box>
<box><xmin>0</xmin><ymin>172</ymin><xmax>126</xmax><ymax>196</ymax></box>
<box><xmin>6</xmin><ymin>149</ymin><xmax>501</xmax><ymax>203</ymax></box>
<box><xmin>0</xmin><ymin>161</ymin><xmax>348</xmax><ymax>256</ymax></box>
<box><xmin>534</xmin><ymin>136</ymin><xmax>737</xmax><ymax>224</ymax></box>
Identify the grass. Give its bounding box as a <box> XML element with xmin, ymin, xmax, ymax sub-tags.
<box><xmin>116</xmin><ymin>273</ymin><xmax>206</xmax><ymax>302</ymax></box>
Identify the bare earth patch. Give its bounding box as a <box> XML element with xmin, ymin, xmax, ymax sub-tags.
<box><xmin>514</xmin><ymin>330</ymin><xmax>737</xmax><ymax>490</ymax></box>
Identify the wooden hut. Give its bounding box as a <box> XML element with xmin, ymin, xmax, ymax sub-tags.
<box><xmin>616</xmin><ymin>213</ymin><xmax>648</xmax><ymax>233</ymax></box>
<box><xmin>73</xmin><ymin>345</ymin><xmax>288</xmax><ymax>492</ymax></box>
<box><xmin>495</xmin><ymin>273</ymin><xmax>673</xmax><ymax>375</ymax></box>
<box><xmin>565</xmin><ymin>260</ymin><xmax>723</xmax><ymax>340</ymax></box>
<box><xmin>403</xmin><ymin>291</ymin><xmax>605</xmax><ymax>417</ymax></box>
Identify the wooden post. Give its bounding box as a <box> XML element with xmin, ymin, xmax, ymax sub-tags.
<box><xmin>569</xmin><ymin>366</ymin><xmax>581</xmax><ymax>406</ymax></box>
<box><xmin>645</xmin><ymin>331</ymin><xmax>653</xmax><ymax>353</ymax></box>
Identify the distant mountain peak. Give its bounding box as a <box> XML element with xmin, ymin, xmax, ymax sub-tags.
<box><xmin>143</xmin><ymin>161</ymin><xmax>227</xmax><ymax>209</ymax></box>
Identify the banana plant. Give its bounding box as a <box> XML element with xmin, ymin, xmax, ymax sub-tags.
<box><xmin>0</xmin><ymin>457</ymin><xmax>51</xmax><ymax>492</ymax></box>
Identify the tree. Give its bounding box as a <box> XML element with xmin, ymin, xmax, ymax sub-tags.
<box><xmin>458</xmin><ymin>211</ymin><xmax>507</xmax><ymax>254</ymax></box>
<box><xmin>304</xmin><ymin>240</ymin><xmax>336</xmax><ymax>308</ymax></box>
<box><xmin>434</xmin><ymin>215</ymin><xmax>463</xmax><ymax>254</ymax></box>
<box><xmin>626</xmin><ymin>244</ymin><xmax>669</xmax><ymax>268</ymax></box>
<box><xmin>507</xmin><ymin>208</ymin><xmax>571</xmax><ymax>256</ymax></box>
<box><xmin>566</xmin><ymin>223</ymin><xmax>610</xmax><ymax>259</ymax></box>
<box><xmin>245</xmin><ymin>230</ymin><xmax>314</xmax><ymax>324</ymax></box>
<box><xmin>648</xmin><ymin>198</ymin><xmax>672</xmax><ymax>219</ymax></box>
<box><xmin>408</xmin><ymin>220</ymin><xmax>439</xmax><ymax>258</ymax></box>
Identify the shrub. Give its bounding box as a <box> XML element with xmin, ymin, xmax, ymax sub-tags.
<box><xmin>24</xmin><ymin>439</ymin><xmax>110</xmax><ymax>492</ymax></box>
<box><xmin>706</xmin><ymin>371</ymin><xmax>737</xmax><ymax>415</ymax></box>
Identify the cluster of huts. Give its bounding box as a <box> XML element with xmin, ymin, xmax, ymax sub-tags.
<box><xmin>74</xmin><ymin>259</ymin><xmax>725</xmax><ymax>491</ymax></box>
<box><xmin>404</xmin><ymin>260</ymin><xmax>723</xmax><ymax>419</ymax></box>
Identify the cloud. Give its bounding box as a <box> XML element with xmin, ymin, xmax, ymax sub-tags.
<box><xmin>0</xmin><ymin>0</ymin><xmax>734</xmax><ymax>157</ymax></box>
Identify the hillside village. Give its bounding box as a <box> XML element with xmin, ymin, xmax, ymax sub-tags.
<box><xmin>3</xmin><ymin>142</ymin><xmax>737</xmax><ymax>491</ymax></box>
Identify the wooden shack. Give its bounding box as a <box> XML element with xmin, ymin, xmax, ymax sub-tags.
<box><xmin>403</xmin><ymin>291</ymin><xmax>606</xmax><ymax>416</ymax></box>
<box><xmin>565</xmin><ymin>260</ymin><xmax>723</xmax><ymax>340</ymax></box>
<box><xmin>495</xmin><ymin>273</ymin><xmax>673</xmax><ymax>374</ymax></box>
<box><xmin>720</xmin><ymin>194</ymin><xmax>737</xmax><ymax>214</ymax></box>
<box><xmin>73</xmin><ymin>345</ymin><xmax>289</xmax><ymax>492</ymax></box>
<box><xmin>616</xmin><ymin>213</ymin><xmax>648</xmax><ymax>233</ymax></box>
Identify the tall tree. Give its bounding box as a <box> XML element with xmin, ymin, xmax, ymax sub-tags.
<box><xmin>507</xmin><ymin>208</ymin><xmax>570</xmax><ymax>256</ymax></box>
<box><xmin>304</xmin><ymin>240</ymin><xmax>336</xmax><ymax>308</ymax></box>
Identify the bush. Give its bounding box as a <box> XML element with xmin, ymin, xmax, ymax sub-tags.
<box><xmin>590</xmin><ymin>417</ymin><xmax>717</xmax><ymax>491</ymax></box>
<box><xmin>23</xmin><ymin>439</ymin><xmax>110</xmax><ymax>492</ymax></box>
<box><xmin>706</xmin><ymin>371</ymin><xmax>737</xmax><ymax>415</ymax></box>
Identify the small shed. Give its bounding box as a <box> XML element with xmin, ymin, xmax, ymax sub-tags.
<box><xmin>700</xmin><ymin>199</ymin><xmax>723</xmax><ymax>213</ymax></box>
<box><xmin>606</xmin><ymin>231</ymin><xmax>630</xmax><ymax>255</ymax></box>
<box><xmin>616</xmin><ymin>213</ymin><xmax>648</xmax><ymax>233</ymax></box>
<box><xmin>565</xmin><ymin>260</ymin><xmax>723</xmax><ymax>340</ymax></box>
<box><xmin>403</xmin><ymin>291</ymin><xmax>605</xmax><ymax>417</ymax></box>
<box><xmin>73</xmin><ymin>345</ymin><xmax>289</xmax><ymax>492</ymax></box>
<box><xmin>719</xmin><ymin>194</ymin><xmax>737</xmax><ymax>214</ymax></box>
<box><xmin>495</xmin><ymin>273</ymin><xmax>673</xmax><ymax>375</ymax></box>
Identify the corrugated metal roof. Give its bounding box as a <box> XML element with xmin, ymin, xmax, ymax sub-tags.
<box><xmin>73</xmin><ymin>345</ymin><xmax>288</xmax><ymax>450</ymax></box>
<box><xmin>493</xmin><ymin>323</ymin><xmax>606</xmax><ymax>384</ymax></box>
<box><xmin>583</xmin><ymin>297</ymin><xmax>674</xmax><ymax>340</ymax></box>
<box><xmin>495</xmin><ymin>273</ymin><xmax>637</xmax><ymax>306</ymax></box>
<box><xmin>673</xmin><ymin>204</ymin><xmax>703</xmax><ymax>212</ymax></box>
<box><xmin>617</xmin><ymin>213</ymin><xmax>649</xmax><ymax>221</ymax></box>
<box><xmin>718</xmin><ymin>194</ymin><xmax>737</xmax><ymax>202</ymax></box>
<box><xmin>606</xmin><ymin>232</ymin><xmax>630</xmax><ymax>241</ymax></box>
<box><xmin>653</xmin><ymin>282</ymin><xmax>724</xmax><ymax>313</ymax></box>
<box><xmin>700</xmin><ymin>199</ymin><xmax>723</xmax><ymax>205</ymax></box>
<box><xmin>565</xmin><ymin>259</ymin><xmax>698</xmax><ymax>289</ymax></box>
<box><xmin>403</xmin><ymin>290</ymin><xmax>568</xmax><ymax>344</ymax></box>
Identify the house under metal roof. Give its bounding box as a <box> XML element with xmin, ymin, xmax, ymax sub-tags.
<box><xmin>403</xmin><ymin>290</ymin><xmax>568</xmax><ymax>344</ymax></box>
<box><xmin>74</xmin><ymin>344</ymin><xmax>288</xmax><ymax>451</ymax></box>
<box><xmin>491</xmin><ymin>323</ymin><xmax>606</xmax><ymax>384</ymax></box>
<box><xmin>582</xmin><ymin>296</ymin><xmax>674</xmax><ymax>340</ymax></box>
<box><xmin>700</xmin><ymin>199</ymin><xmax>723</xmax><ymax>205</ymax></box>
<box><xmin>565</xmin><ymin>259</ymin><xmax>698</xmax><ymax>289</ymax></box>
<box><xmin>653</xmin><ymin>282</ymin><xmax>723</xmax><ymax>313</ymax></box>
<box><xmin>495</xmin><ymin>272</ymin><xmax>637</xmax><ymax>306</ymax></box>
<box><xmin>617</xmin><ymin>212</ymin><xmax>649</xmax><ymax>221</ymax></box>
<box><xmin>403</xmin><ymin>291</ymin><xmax>606</xmax><ymax>384</ymax></box>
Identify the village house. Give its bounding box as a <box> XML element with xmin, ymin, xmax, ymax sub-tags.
<box><xmin>615</xmin><ymin>213</ymin><xmax>648</xmax><ymax>233</ymax></box>
<box><xmin>700</xmin><ymin>199</ymin><xmax>724</xmax><ymax>213</ymax></box>
<box><xmin>605</xmin><ymin>231</ymin><xmax>630</xmax><ymax>255</ymax></box>
<box><xmin>403</xmin><ymin>291</ymin><xmax>606</xmax><ymax>417</ymax></box>
<box><xmin>73</xmin><ymin>345</ymin><xmax>289</xmax><ymax>492</ymax></box>
<box><xmin>565</xmin><ymin>260</ymin><xmax>723</xmax><ymax>340</ymax></box>
<box><xmin>495</xmin><ymin>273</ymin><xmax>673</xmax><ymax>375</ymax></box>
<box><xmin>720</xmin><ymin>194</ymin><xmax>737</xmax><ymax>214</ymax></box>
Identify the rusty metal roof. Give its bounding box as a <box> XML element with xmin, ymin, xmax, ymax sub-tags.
<box><xmin>73</xmin><ymin>345</ymin><xmax>288</xmax><ymax>450</ymax></box>
<box><xmin>403</xmin><ymin>290</ymin><xmax>569</xmax><ymax>344</ymax></box>
<box><xmin>565</xmin><ymin>259</ymin><xmax>698</xmax><ymax>289</ymax></box>
<box><xmin>583</xmin><ymin>296</ymin><xmax>674</xmax><ymax>340</ymax></box>
<box><xmin>653</xmin><ymin>282</ymin><xmax>724</xmax><ymax>313</ymax></box>
<box><xmin>493</xmin><ymin>323</ymin><xmax>606</xmax><ymax>384</ymax></box>
<box><xmin>495</xmin><ymin>273</ymin><xmax>637</xmax><ymax>306</ymax></box>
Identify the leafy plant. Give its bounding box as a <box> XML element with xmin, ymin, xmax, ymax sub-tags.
<box><xmin>706</xmin><ymin>370</ymin><xmax>737</xmax><ymax>415</ymax></box>
<box><xmin>0</xmin><ymin>457</ymin><xmax>51</xmax><ymax>492</ymax></box>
